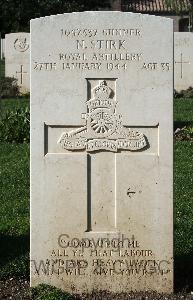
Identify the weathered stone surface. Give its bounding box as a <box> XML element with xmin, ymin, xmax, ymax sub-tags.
<box><xmin>174</xmin><ymin>32</ymin><xmax>193</xmax><ymax>91</ymax></box>
<box><xmin>30</xmin><ymin>12</ymin><xmax>173</xmax><ymax>294</ymax></box>
<box><xmin>5</xmin><ymin>32</ymin><xmax>30</xmax><ymax>93</ymax></box>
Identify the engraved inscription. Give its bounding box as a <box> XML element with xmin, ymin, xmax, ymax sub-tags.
<box><xmin>61</xmin><ymin>28</ymin><xmax>141</xmax><ymax>38</ymax></box>
<box><xmin>31</xmin><ymin>234</ymin><xmax>171</xmax><ymax>277</ymax></box>
<box><xmin>76</xmin><ymin>39</ymin><xmax>126</xmax><ymax>50</ymax></box>
<box><xmin>58</xmin><ymin>80</ymin><xmax>147</xmax><ymax>152</ymax></box>
<box><xmin>31</xmin><ymin>258</ymin><xmax>171</xmax><ymax>276</ymax></box>
<box><xmin>33</xmin><ymin>28</ymin><xmax>171</xmax><ymax>73</ymax></box>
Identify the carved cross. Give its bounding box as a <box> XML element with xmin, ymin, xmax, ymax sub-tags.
<box><xmin>175</xmin><ymin>53</ymin><xmax>190</xmax><ymax>79</ymax></box>
<box><xmin>16</xmin><ymin>65</ymin><xmax>27</xmax><ymax>85</ymax></box>
<box><xmin>55</xmin><ymin>80</ymin><xmax>151</xmax><ymax>232</ymax></box>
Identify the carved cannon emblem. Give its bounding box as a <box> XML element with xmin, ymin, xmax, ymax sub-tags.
<box><xmin>58</xmin><ymin>80</ymin><xmax>147</xmax><ymax>152</ymax></box>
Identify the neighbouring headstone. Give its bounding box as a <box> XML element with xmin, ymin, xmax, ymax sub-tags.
<box><xmin>5</xmin><ymin>32</ymin><xmax>30</xmax><ymax>93</ymax></box>
<box><xmin>174</xmin><ymin>32</ymin><xmax>193</xmax><ymax>91</ymax></box>
<box><xmin>1</xmin><ymin>38</ymin><xmax>5</xmax><ymax>59</ymax></box>
<box><xmin>31</xmin><ymin>12</ymin><xmax>173</xmax><ymax>294</ymax></box>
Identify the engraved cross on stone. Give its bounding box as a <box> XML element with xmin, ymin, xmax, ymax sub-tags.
<box><xmin>175</xmin><ymin>53</ymin><xmax>190</xmax><ymax>79</ymax></box>
<box><xmin>16</xmin><ymin>65</ymin><xmax>27</xmax><ymax>85</ymax></box>
<box><xmin>56</xmin><ymin>80</ymin><xmax>150</xmax><ymax>233</ymax></box>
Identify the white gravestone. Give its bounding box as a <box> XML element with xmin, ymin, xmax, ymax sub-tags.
<box><xmin>174</xmin><ymin>32</ymin><xmax>193</xmax><ymax>91</ymax></box>
<box><xmin>5</xmin><ymin>32</ymin><xmax>30</xmax><ymax>93</ymax></box>
<box><xmin>31</xmin><ymin>12</ymin><xmax>173</xmax><ymax>294</ymax></box>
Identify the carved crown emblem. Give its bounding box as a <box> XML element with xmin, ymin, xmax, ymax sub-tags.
<box><xmin>87</xmin><ymin>80</ymin><xmax>116</xmax><ymax>111</ymax></box>
<box><xmin>93</xmin><ymin>80</ymin><xmax>112</xmax><ymax>100</ymax></box>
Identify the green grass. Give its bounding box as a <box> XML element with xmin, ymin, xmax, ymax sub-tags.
<box><xmin>0</xmin><ymin>143</ymin><xmax>30</xmax><ymax>279</ymax></box>
<box><xmin>0</xmin><ymin>97</ymin><xmax>30</xmax><ymax>119</ymax></box>
<box><xmin>174</xmin><ymin>98</ymin><xmax>193</xmax><ymax>124</ymax></box>
<box><xmin>174</xmin><ymin>141</ymin><xmax>193</xmax><ymax>254</ymax></box>
<box><xmin>174</xmin><ymin>141</ymin><xmax>193</xmax><ymax>291</ymax></box>
<box><xmin>31</xmin><ymin>284</ymin><xmax>73</xmax><ymax>300</ymax></box>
